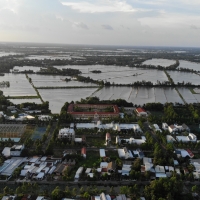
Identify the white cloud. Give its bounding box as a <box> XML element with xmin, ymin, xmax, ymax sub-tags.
<box><xmin>0</xmin><ymin>0</ymin><xmax>22</xmax><ymax>14</ymax></box>
<box><xmin>61</xmin><ymin>0</ymin><xmax>136</xmax><ymax>13</ymax></box>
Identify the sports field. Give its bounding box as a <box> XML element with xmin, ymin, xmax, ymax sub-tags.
<box><xmin>31</xmin><ymin>126</ymin><xmax>46</xmax><ymax>140</ymax></box>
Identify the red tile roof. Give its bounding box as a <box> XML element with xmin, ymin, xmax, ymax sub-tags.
<box><xmin>136</xmin><ymin>107</ymin><xmax>146</xmax><ymax>113</ymax></box>
<box><xmin>81</xmin><ymin>147</ymin><xmax>86</xmax><ymax>155</ymax></box>
<box><xmin>67</xmin><ymin>104</ymin><xmax>120</xmax><ymax>115</ymax></box>
<box><xmin>106</xmin><ymin>133</ymin><xmax>111</xmax><ymax>139</ymax></box>
<box><xmin>186</xmin><ymin>149</ymin><xmax>194</xmax><ymax>158</ymax></box>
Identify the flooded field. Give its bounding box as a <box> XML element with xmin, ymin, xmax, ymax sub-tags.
<box><xmin>177</xmin><ymin>60</ymin><xmax>200</xmax><ymax>71</ymax></box>
<box><xmin>177</xmin><ymin>88</ymin><xmax>198</xmax><ymax>103</ymax></box>
<box><xmin>142</xmin><ymin>59</ymin><xmax>176</xmax><ymax>67</ymax></box>
<box><xmin>55</xmin><ymin>65</ymin><xmax>168</xmax><ymax>84</ymax></box>
<box><xmin>0</xmin><ymin>74</ymin><xmax>36</xmax><ymax>96</ymax></box>
<box><xmin>11</xmin><ymin>66</ymin><xmax>41</xmax><ymax>73</ymax></box>
<box><xmin>167</xmin><ymin>71</ymin><xmax>200</xmax><ymax>85</ymax></box>
<box><xmin>28</xmin><ymin>74</ymin><xmax>97</xmax><ymax>87</ymax></box>
<box><xmin>9</xmin><ymin>98</ymin><xmax>42</xmax><ymax>105</ymax></box>
<box><xmin>38</xmin><ymin>88</ymin><xmax>97</xmax><ymax>113</ymax></box>
<box><xmin>0</xmin><ymin>52</ymin><xmax>22</xmax><ymax>57</ymax></box>
<box><xmin>92</xmin><ymin>86</ymin><xmax>183</xmax><ymax>105</ymax></box>
<box><xmin>25</xmin><ymin>55</ymin><xmax>71</xmax><ymax>60</ymax></box>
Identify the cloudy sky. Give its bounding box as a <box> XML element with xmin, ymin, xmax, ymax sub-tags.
<box><xmin>0</xmin><ymin>0</ymin><xmax>199</xmax><ymax>47</ymax></box>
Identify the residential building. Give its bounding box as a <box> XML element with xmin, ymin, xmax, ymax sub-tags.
<box><xmin>10</xmin><ymin>145</ymin><xmax>24</xmax><ymax>157</ymax></box>
<box><xmin>176</xmin><ymin>133</ymin><xmax>197</xmax><ymax>143</ymax></box>
<box><xmin>135</xmin><ymin>107</ymin><xmax>147</xmax><ymax>117</ymax></box>
<box><xmin>58</xmin><ymin>128</ymin><xmax>75</xmax><ymax>140</ymax></box>
<box><xmin>100</xmin><ymin>149</ymin><xmax>106</xmax><ymax>158</ymax></box>
<box><xmin>168</xmin><ymin>125</ymin><xmax>177</xmax><ymax>133</ymax></box>
<box><xmin>105</xmin><ymin>133</ymin><xmax>111</xmax><ymax>145</ymax></box>
<box><xmin>153</xmin><ymin>124</ymin><xmax>162</xmax><ymax>132</ymax></box>
<box><xmin>74</xmin><ymin>167</ymin><xmax>84</xmax><ymax>180</ymax></box>
<box><xmin>81</xmin><ymin>147</ymin><xmax>86</xmax><ymax>158</ymax></box>
<box><xmin>162</xmin><ymin>123</ymin><xmax>168</xmax><ymax>130</ymax></box>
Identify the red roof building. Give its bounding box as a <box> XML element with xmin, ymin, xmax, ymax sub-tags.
<box><xmin>136</xmin><ymin>107</ymin><xmax>147</xmax><ymax>116</ymax></box>
<box><xmin>186</xmin><ymin>149</ymin><xmax>194</xmax><ymax>158</ymax></box>
<box><xmin>67</xmin><ymin>104</ymin><xmax>120</xmax><ymax>119</ymax></box>
<box><xmin>81</xmin><ymin>147</ymin><xmax>86</xmax><ymax>158</ymax></box>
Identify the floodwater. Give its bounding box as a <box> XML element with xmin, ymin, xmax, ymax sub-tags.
<box><xmin>56</xmin><ymin>65</ymin><xmax>168</xmax><ymax>84</ymax></box>
<box><xmin>28</xmin><ymin>74</ymin><xmax>97</xmax><ymax>87</ymax></box>
<box><xmin>177</xmin><ymin>88</ymin><xmax>198</xmax><ymax>103</ymax></box>
<box><xmin>92</xmin><ymin>86</ymin><xmax>184</xmax><ymax>105</ymax></box>
<box><xmin>9</xmin><ymin>98</ymin><xmax>42</xmax><ymax>105</ymax></box>
<box><xmin>167</xmin><ymin>71</ymin><xmax>200</xmax><ymax>85</ymax></box>
<box><xmin>25</xmin><ymin>55</ymin><xmax>71</xmax><ymax>60</ymax></box>
<box><xmin>142</xmin><ymin>59</ymin><xmax>176</xmax><ymax>67</ymax></box>
<box><xmin>38</xmin><ymin>88</ymin><xmax>97</xmax><ymax>113</ymax></box>
<box><xmin>177</xmin><ymin>60</ymin><xmax>200</xmax><ymax>71</ymax></box>
<box><xmin>11</xmin><ymin>66</ymin><xmax>41</xmax><ymax>73</ymax></box>
<box><xmin>0</xmin><ymin>52</ymin><xmax>22</xmax><ymax>57</ymax></box>
<box><xmin>0</xmin><ymin>74</ymin><xmax>36</xmax><ymax>96</ymax></box>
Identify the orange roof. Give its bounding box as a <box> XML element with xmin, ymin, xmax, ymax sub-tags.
<box><xmin>67</xmin><ymin>104</ymin><xmax>120</xmax><ymax>115</ymax></box>
<box><xmin>186</xmin><ymin>149</ymin><xmax>194</xmax><ymax>158</ymax></box>
<box><xmin>81</xmin><ymin>147</ymin><xmax>86</xmax><ymax>155</ymax></box>
<box><xmin>136</xmin><ymin>107</ymin><xmax>146</xmax><ymax>113</ymax></box>
<box><xmin>106</xmin><ymin>133</ymin><xmax>111</xmax><ymax>139</ymax></box>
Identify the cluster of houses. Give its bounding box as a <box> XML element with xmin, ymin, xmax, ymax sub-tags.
<box><xmin>0</xmin><ymin>105</ymin><xmax>52</xmax><ymax>122</ymax></box>
<box><xmin>91</xmin><ymin>192</ymin><xmax>137</xmax><ymax>200</ymax></box>
<box><xmin>19</xmin><ymin>156</ymin><xmax>61</xmax><ymax>180</ymax></box>
<box><xmin>162</xmin><ymin>123</ymin><xmax>190</xmax><ymax>133</ymax></box>
<box><xmin>70</xmin><ymin>122</ymin><xmax>143</xmax><ymax>132</ymax></box>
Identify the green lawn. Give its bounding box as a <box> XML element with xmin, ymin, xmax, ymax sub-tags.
<box><xmin>78</xmin><ymin>151</ymin><xmax>100</xmax><ymax>168</ymax></box>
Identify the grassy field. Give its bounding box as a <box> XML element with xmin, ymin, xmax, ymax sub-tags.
<box><xmin>86</xmin><ymin>137</ymin><xmax>105</xmax><ymax>148</ymax></box>
<box><xmin>78</xmin><ymin>151</ymin><xmax>100</xmax><ymax>168</ymax></box>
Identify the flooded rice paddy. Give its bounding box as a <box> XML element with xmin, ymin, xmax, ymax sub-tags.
<box><xmin>92</xmin><ymin>87</ymin><xmax>184</xmax><ymax>105</ymax></box>
<box><xmin>28</xmin><ymin>74</ymin><xmax>97</xmax><ymax>87</ymax></box>
<box><xmin>9</xmin><ymin>98</ymin><xmax>42</xmax><ymax>105</ymax></box>
<box><xmin>38</xmin><ymin>88</ymin><xmax>97</xmax><ymax>113</ymax></box>
<box><xmin>177</xmin><ymin>60</ymin><xmax>200</xmax><ymax>71</ymax></box>
<box><xmin>1</xmin><ymin>65</ymin><xmax>200</xmax><ymax>113</ymax></box>
<box><xmin>0</xmin><ymin>74</ymin><xmax>36</xmax><ymax>96</ymax></box>
<box><xmin>167</xmin><ymin>71</ymin><xmax>200</xmax><ymax>85</ymax></box>
<box><xmin>142</xmin><ymin>59</ymin><xmax>176</xmax><ymax>67</ymax></box>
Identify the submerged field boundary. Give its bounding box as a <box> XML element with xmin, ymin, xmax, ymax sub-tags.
<box><xmin>36</xmin><ymin>86</ymin><xmax>99</xmax><ymax>89</ymax></box>
<box><xmin>25</xmin><ymin>74</ymin><xmax>44</xmax><ymax>103</ymax></box>
<box><xmin>7</xmin><ymin>96</ymin><xmax>39</xmax><ymax>99</ymax></box>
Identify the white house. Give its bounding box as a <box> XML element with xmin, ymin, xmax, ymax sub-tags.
<box><xmin>116</xmin><ymin>136</ymin><xmax>146</xmax><ymax>145</ymax></box>
<box><xmin>74</xmin><ymin>167</ymin><xmax>84</xmax><ymax>180</ymax></box>
<box><xmin>58</xmin><ymin>128</ymin><xmax>75</xmax><ymax>140</ymax></box>
<box><xmin>166</xmin><ymin>135</ymin><xmax>176</xmax><ymax>143</ymax></box>
<box><xmin>153</xmin><ymin>124</ymin><xmax>162</xmax><ymax>132</ymax></box>
<box><xmin>118</xmin><ymin>147</ymin><xmax>130</xmax><ymax>159</ymax></box>
<box><xmin>100</xmin><ymin>149</ymin><xmax>106</xmax><ymax>157</ymax></box>
<box><xmin>168</xmin><ymin>125</ymin><xmax>177</xmax><ymax>133</ymax></box>
<box><xmin>105</xmin><ymin>133</ymin><xmax>111</xmax><ymax>145</ymax></box>
<box><xmin>176</xmin><ymin>133</ymin><xmax>197</xmax><ymax>143</ymax></box>
<box><xmin>10</xmin><ymin>145</ymin><xmax>24</xmax><ymax>157</ymax></box>
<box><xmin>162</xmin><ymin>123</ymin><xmax>168</xmax><ymax>130</ymax></box>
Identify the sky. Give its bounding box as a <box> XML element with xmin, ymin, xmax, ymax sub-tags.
<box><xmin>0</xmin><ymin>0</ymin><xmax>199</xmax><ymax>47</ymax></box>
